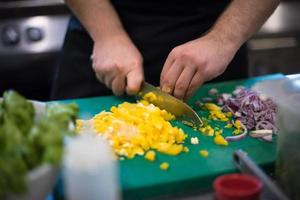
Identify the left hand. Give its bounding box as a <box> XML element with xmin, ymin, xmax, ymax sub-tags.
<box><xmin>160</xmin><ymin>33</ymin><xmax>239</xmax><ymax>100</ymax></box>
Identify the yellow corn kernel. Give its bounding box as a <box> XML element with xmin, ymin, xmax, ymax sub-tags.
<box><xmin>214</xmin><ymin>134</ymin><xmax>228</xmax><ymax>146</ymax></box>
<box><xmin>160</xmin><ymin>162</ymin><xmax>169</xmax><ymax>170</ymax></box>
<box><xmin>145</xmin><ymin>150</ymin><xmax>156</xmax><ymax>162</ymax></box>
<box><xmin>199</xmin><ymin>150</ymin><xmax>209</xmax><ymax>157</ymax></box>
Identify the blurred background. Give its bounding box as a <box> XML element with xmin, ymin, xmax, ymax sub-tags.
<box><xmin>0</xmin><ymin>0</ymin><xmax>299</xmax><ymax>101</ymax></box>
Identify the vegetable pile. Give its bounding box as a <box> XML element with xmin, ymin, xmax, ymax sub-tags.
<box><xmin>223</xmin><ymin>88</ymin><xmax>277</xmax><ymax>132</ymax></box>
<box><xmin>77</xmin><ymin>96</ymin><xmax>187</xmax><ymax>159</ymax></box>
<box><xmin>0</xmin><ymin>91</ymin><xmax>78</xmax><ymax>198</ymax></box>
<box><xmin>197</xmin><ymin>87</ymin><xmax>278</xmax><ymax>142</ymax></box>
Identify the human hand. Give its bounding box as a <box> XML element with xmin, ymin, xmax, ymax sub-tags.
<box><xmin>92</xmin><ymin>35</ymin><xmax>144</xmax><ymax>96</ymax></box>
<box><xmin>160</xmin><ymin>33</ymin><xmax>239</xmax><ymax>101</ymax></box>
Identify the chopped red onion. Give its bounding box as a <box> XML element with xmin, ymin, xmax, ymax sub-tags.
<box><xmin>249</xmin><ymin>129</ymin><xmax>273</xmax><ymax>138</ymax></box>
<box><xmin>226</xmin><ymin>130</ymin><xmax>247</xmax><ymax>142</ymax></box>
<box><xmin>261</xmin><ymin>134</ymin><xmax>273</xmax><ymax>142</ymax></box>
<box><xmin>209</xmin><ymin>88</ymin><xmax>218</xmax><ymax>95</ymax></box>
<box><xmin>222</xmin><ymin>88</ymin><xmax>277</xmax><ymax>132</ymax></box>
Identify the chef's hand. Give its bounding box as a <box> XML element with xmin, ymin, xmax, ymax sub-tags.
<box><xmin>92</xmin><ymin>35</ymin><xmax>144</xmax><ymax>96</ymax></box>
<box><xmin>160</xmin><ymin>33</ymin><xmax>238</xmax><ymax>101</ymax></box>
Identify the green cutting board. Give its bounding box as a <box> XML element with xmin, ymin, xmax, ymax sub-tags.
<box><xmin>61</xmin><ymin>74</ymin><xmax>283</xmax><ymax>200</ymax></box>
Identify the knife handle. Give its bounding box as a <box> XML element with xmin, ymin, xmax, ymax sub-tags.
<box><xmin>233</xmin><ymin>150</ymin><xmax>289</xmax><ymax>200</ymax></box>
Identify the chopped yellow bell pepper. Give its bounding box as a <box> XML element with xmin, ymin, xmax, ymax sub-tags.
<box><xmin>199</xmin><ymin>150</ymin><xmax>209</xmax><ymax>157</ymax></box>
<box><xmin>87</xmin><ymin>96</ymin><xmax>187</xmax><ymax>159</ymax></box>
<box><xmin>225</xmin><ymin>123</ymin><xmax>233</xmax><ymax>128</ymax></box>
<box><xmin>214</xmin><ymin>134</ymin><xmax>228</xmax><ymax>146</ymax></box>
<box><xmin>145</xmin><ymin>150</ymin><xmax>156</xmax><ymax>162</ymax></box>
<box><xmin>160</xmin><ymin>162</ymin><xmax>169</xmax><ymax>170</ymax></box>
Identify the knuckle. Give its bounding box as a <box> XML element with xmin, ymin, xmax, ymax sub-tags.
<box><xmin>131</xmin><ymin>59</ymin><xmax>142</xmax><ymax>69</ymax></box>
<box><xmin>198</xmin><ymin>57</ymin><xmax>208</xmax><ymax>66</ymax></box>
<box><xmin>163</xmin><ymin>78</ymin><xmax>171</xmax><ymax>86</ymax></box>
<box><xmin>136</xmin><ymin>55</ymin><xmax>143</xmax><ymax>65</ymax></box>
<box><xmin>189</xmin><ymin>84</ymin><xmax>198</xmax><ymax>92</ymax></box>
<box><xmin>170</xmin><ymin>47</ymin><xmax>180</xmax><ymax>57</ymax></box>
<box><xmin>179</xmin><ymin>51</ymin><xmax>189</xmax><ymax>60</ymax></box>
<box><xmin>160</xmin><ymin>74</ymin><xmax>167</xmax><ymax>82</ymax></box>
<box><xmin>176</xmin><ymin>82</ymin><xmax>186</xmax><ymax>91</ymax></box>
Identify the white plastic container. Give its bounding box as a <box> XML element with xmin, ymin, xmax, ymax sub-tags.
<box><xmin>64</xmin><ymin>134</ymin><xmax>120</xmax><ymax>200</ymax></box>
<box><xmin>253</xmin><ymin>74</ymin><xmax>300</xmax><ymax>200</ymax></box>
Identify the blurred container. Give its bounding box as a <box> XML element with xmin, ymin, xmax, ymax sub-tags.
<box><xmin>253</xmin><ymin>74</ymin><xmax>300</xmax><ymax>200</ymax></box>
<box><xmin>63</xmin><ymin>134</ymin><xmax>120</xmax><ymax>200</ymax></box>
<box><xmin>213</xmin><ymin>173</ymin><xmax>262</xmax><ymax>200</ymax></box>
<box><xmin>7</xmin><ymin>165</ymin><xmax>58</xmax><ymax>200</ymax></box>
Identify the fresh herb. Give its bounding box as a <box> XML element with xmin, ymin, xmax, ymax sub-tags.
<box><xmin>0</xmin><ymin>91</ymin><xmax>78</xmax><ymax>198</ymax></box>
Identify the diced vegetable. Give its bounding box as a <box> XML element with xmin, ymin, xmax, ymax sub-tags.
<box><xmin>223</xmin><ymin>88</ymin><xmax>277</xmax><ymax>132</ymax></box>
<box><xmin>199</xmin><ymin>150</ymin><xmax>209</xmax><ymax>157</ymax></box>
<box><xmin>191</xmin><ymin>137</ymin><xmax>199</xmax><ymax>145</ymax></box>
<box><xmin>145</xmin><ymin>150</ymin><xmax>156</xmax><ymax>162</ymax></box>
<box><xmin>160</xmin><ymin>162</ymin><xmax>169</xmax><ymax>170</ymax></box>
<box><xmin>214</xmin><ymin>134</ymin><xmax>228</xmax><ymax>146</ymax></box>
<box><xmin>87</xmin><ymin>94</ymin><xmax>187</xmax><ymax>159</ymax></box>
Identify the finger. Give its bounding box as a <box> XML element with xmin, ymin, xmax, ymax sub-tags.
<box><xmin>95</xmin><ymin>73</ymin><xmax>104</xmax><ymax>83</ymax></box>
<box><xmin>160</xmin><ymin>49</ymin><xmax>177</xmax><ymax>84</ymax></box>
<box><xmin>93</xmin><ymin>60</ymin><xmax>105</xmax><ymax>83</ymax></box>
<box><xmin>102</xmin><ymin>64</ymin><xmax>120</xmax><ymax>89</ymax></box>
<box><xmin>160</xmin><ymin>59</ymin><xmax>184</xmax><ymax>94</ymax></box>
<box><xmin>173</xmin><ymin>66</ymin><xmax>196</xmax><ymax>100</ymax></box>
<box><xmin>184</xmin><ymin>71</ymin><xmax>205</xmax><ymax>101</ymax></box>
<box><xmin>111</xmin><ymin>74</ymin><xmax>126</xmax><ymax>96</ymax></box>
<box><xmin>126</xmin><ymin>68</ymin><xmax>144</xmax><ymax>95</ymax></box>
<box><xmin>104</xmin><ymin>74</ymin><xmax>114</xmax><ymax>89</ymax></box>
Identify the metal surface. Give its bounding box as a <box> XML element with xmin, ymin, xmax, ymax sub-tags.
<box><xmin>234</xmin><ymin>150</ymin><xmax>289</xmax><ymax>200</ymax></box>
<box><xmin>137</xmin><ymin>82</ymin><xmax>202</xmax><ymax>128</ymax></box>
<box><xmin>0</xmin><ymin>15</ymin><xmax>69</xmax><ymax>55</ymax></box>
<box><xmin>258</xmin><ymin>2</ymin><xmax>300</xmax><ymax>36</ymax></box>
<box><xmin>248</xmin><ymin>1</ymin><xmax>300</xmax><ymax>77</ymax></box>
<box><xmin>0</xmin><ymin>0</ymin><xmax>64</xmax><ymax>9</ymax></box>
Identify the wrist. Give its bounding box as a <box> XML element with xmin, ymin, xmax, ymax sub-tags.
<box><xmin>206</xmin><ymin>27</ymin><xmax>243</xmax><ymax>53</ymax></box>
<box><xmin>92</xmin><ymin>28</ymin><xmax>129</xmax><ymax>44</ymax></box>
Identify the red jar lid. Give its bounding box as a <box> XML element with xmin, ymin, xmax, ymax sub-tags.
<box><xmin>213</xmin><ymin>173</ymin><xmax>262</xmax><ymax>200</ymax></box>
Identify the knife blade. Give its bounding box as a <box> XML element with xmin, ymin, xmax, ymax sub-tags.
<box><xmin>137</xmin><ymin>82</ymin><xmax>202</xmax><ymax>128</ymax></box>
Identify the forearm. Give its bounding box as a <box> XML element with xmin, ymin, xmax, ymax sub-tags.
<box><xmin>65</xmin><ymin>0</ymin><xmax>128</xmax><ymax>42</ymax></box>
<box><xmin>209</xmin><ymin>0</ymin><xmax>280</xmax><ymax>49</ymax></box>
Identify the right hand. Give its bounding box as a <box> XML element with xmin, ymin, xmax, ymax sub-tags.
<box><xmin>92</xmin><ymin>35</ymin><xmax>144</xmax><ymax>96</ymax></box>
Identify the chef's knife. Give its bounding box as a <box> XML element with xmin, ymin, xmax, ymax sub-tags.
<box><xmin>137</xmin><ymin>82</ymin><xmax>202</xmax><ymax>128</ymax></box>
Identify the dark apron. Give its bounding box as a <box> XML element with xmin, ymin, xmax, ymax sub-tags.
<box><xmin>52</xmin><ymin>0</ymin><xmax>248</xmax><ymax>100</ymax></box>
